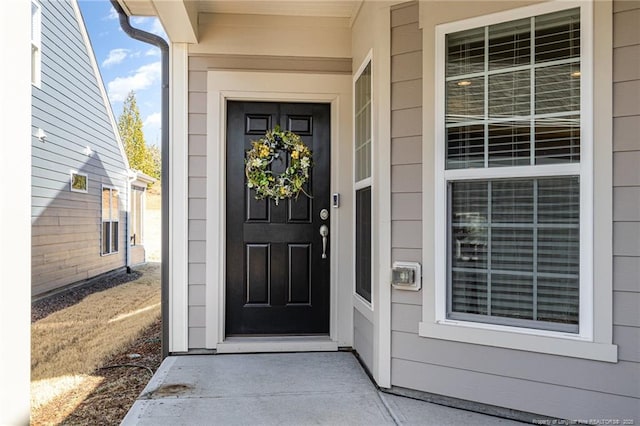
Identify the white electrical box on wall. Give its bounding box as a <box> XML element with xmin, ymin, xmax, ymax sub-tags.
<box><xmin>391</xmin><ymin>261</ymin><xmax>422</xmax><ymax>291</ymax></box>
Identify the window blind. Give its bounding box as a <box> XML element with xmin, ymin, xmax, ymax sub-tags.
<box><xmin>445</xmin><ymin>8</ymin><xmax>581</xmax><ymax>170</ymax></box>
<box><xmin>355</xmin><ymin>62</ymin><xmax>372</xmax><ymax>182</ymax></box>
<box><xmin>449</xmin><ymin>177</ymin><xmax>579</xmax><ymax>331</ymax></box>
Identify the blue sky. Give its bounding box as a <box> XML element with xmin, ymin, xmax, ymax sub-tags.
<box><xmin>78</xmin><ymin>1</ymin><xmax>166</xmax><ymax>146</ymax></box>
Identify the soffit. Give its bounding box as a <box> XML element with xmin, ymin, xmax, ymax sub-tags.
<box><xmin>117</xmin><ymin>0</ymin><xmax>156</xmax><ymax>17</ymax></box>
<box><xmin>118</xmin><ymin>0</ymin><xmax>362</xmax><ymax>42</ymax></box>
<box><xmin>119</xmin><ymin>0</ymin><xmax>362</xmax><ymax>19</ymax></box>
<box><xmin>198</xmin><ymin>1</ymin><xmax>362</xmax><ymax>20</ymax></box>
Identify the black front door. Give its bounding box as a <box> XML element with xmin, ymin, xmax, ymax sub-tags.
<box><xmin>226</xmin><ymin>101</ymin><xmax>331</xmax><ymax>335</ymax></box>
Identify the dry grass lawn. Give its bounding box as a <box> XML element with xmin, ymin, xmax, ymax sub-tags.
<box><xmin>31</xmin><ymin>263</ymin><xmax>160</xmax><ymax>425</ymax></box>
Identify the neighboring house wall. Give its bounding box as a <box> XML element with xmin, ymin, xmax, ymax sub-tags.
<box><xmin>131</xmin><ymin>242</ymin><xmax>145</xmax><ymax>266</ymax></box>
<box><xmin>31</xmin><ymin>0</ymin><xmax>128</xmax><ymax>296</ymax></box>
<box><xmin>389</xmin><ymin>0</ymin><xmax>640</xmax><ymax>419</ymax></box>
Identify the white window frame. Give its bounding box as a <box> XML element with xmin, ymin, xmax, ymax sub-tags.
<box><xmin>31</xmin><ymin>0</ymin><xmax>41</xmax><ymax>88</ymax></box>
<box><xmin>130</xmin><ymin>186</ymin><xmax>145</xmax><ymax>246</ymax></box>
<box><xmin>69</xmin><ymin>170</ymin><xmax>88</xmax><ymax>193</ymax></box>
<box><xmin>353</xmin><ymin>51</ymin><xmax>374</xmax><ymax>313</ymax></box>
<box><xmin>101</xmin><ymin>185</ymin><xmax>120</xmax><ymax>256</ymax></box>
<box><xmin>419</xmin><ymin>0</ymin><xmax>618</xmax><ymax>362</ymax></box>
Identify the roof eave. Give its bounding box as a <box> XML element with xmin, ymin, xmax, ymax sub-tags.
<box><xmin>117</xmin><ymin>0</ymin><xmax>198</xmax><ymax>43</ymax></box>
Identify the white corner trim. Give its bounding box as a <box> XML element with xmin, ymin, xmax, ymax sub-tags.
<box><xmin>169</xmin><ymin>42</ymin><xmax>189</xmax><ymax>352</ymax></box>
<box><xmin>0</xmin><ymin>3</ymin><xmax>31</xmax><ymax>420</ymax></box>
<box><xmin>205</xmin><ymin>70</ymin><xmax>353</xmax><ymax>351</ymax></box>
<box><xmin>373</xmin><ymin>4</ymin><xmax>392</xmax><ymax>390</ymax></box>
<box><xmin>591</xmin><ymin>0</ymin><xmax>614</xmax><ymax>347</ymax></box>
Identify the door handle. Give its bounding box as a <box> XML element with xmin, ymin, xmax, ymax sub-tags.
<box><xmin>319</xmin><ymin>225</ymin><xmax>329</xmax><ymax>259</ymax></box>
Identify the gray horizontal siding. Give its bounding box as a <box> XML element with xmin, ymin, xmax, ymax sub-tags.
<box><xmin>185</xmin><ymin>54</ymin><xmax>353</xmax><ymax>348</ymax></box>
<box><xmin>390</xmin><ymin>0</ymin><xmax>424</xmax><ymax>334</ymax></box>
<box><xmin>392</xmin><ymin>305</ymin><xmax>640</xmax><ymax>396</ymax></box>
<box><xmin>392</xmin><ymin>357</ymin><xmax>640</xmax><ymax>421</ymax></box>
<box><xmin>187</xmin><ymin>65</ymin><xmax>207</xmax><ymax>349</ymax></box>
<box><xmin>31</xmin><ymin>0</ymin><xmax>128</xmax><ymax>296</ymax></box>
<box><xmin>612</xmin><ymin>2</ymin><xmax>640</xmax><ymax>415</ymax></box>
<box><xmin>388</xmin><ymin>0</ymin><xmax>640</xmax><ymax>419</ymax></box>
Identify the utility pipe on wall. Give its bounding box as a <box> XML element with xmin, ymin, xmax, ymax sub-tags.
<box><xmin>110</xmin><ymin>0</ymin><xmax>170</xmax><ymax>358</ymax></box>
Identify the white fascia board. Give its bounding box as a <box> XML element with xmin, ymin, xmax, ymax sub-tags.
<box><xmin>151</xmin><ymin>0</ymin><xmax>198</xmax><ymax>43</ymax></box>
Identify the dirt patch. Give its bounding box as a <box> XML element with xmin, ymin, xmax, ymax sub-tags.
<box><xmin>60</xmin><ymin>318</ymin><xmax>162</xmax><ymax>425</ymax></box>
<box><xmin>146</xmin><ymin>383</ymin><xmax>193</xmax><ymax>398</ymax></box>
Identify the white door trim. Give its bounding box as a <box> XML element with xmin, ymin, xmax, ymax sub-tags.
<box><xmin>205</xmin><ymin>70</ymin><xmax>353</xmax><ymax>350</ymax></box>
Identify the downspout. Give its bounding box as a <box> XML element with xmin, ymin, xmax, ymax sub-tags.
<box><xmin>110</xmin><ymin>0</ymin><xmax>170</xmax><ymax>359</ymax></box>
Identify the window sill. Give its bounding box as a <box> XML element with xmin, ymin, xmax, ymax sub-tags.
<box><xmin>353</xmin><ymin>293</ymin><xmax>374</xmax><ymax>322</ymax></box>
<box><xmin>418</xmin><ymin>320</ymin><xmax>618</xmax><ymax>363</ymax></box>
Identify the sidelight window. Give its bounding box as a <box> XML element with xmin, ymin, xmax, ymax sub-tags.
<box><xmin>355</xmin><ymin>58</ymin><xmax>372</xmax><ymax>303</ymax></box>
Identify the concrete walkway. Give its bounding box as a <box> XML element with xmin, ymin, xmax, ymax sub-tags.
<box><xmin>122</xmin><ymin>352</ymin><xmax>523</xmax><ymax>425</ymax></box>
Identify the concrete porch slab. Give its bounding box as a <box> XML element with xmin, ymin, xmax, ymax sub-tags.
<box><xmin>122</xmin><ymin>352</ymin><xmax>524</xmax><ymax>425</ymax></box>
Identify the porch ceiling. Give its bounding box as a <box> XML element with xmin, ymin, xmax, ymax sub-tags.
<box><xmin>118</xmin><ymin>0</ymin><xmax>362</xmax><ymax>43</ymax></box>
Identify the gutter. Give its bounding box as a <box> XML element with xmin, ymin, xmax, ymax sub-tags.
<box><xmin>110</xmin><ymin>0</ymin><xmax>170</xmax><ymax>359</ymax></box>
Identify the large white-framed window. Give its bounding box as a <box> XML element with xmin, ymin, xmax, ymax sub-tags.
<box><xmin>419</xmin><ymin>1</ymin><xmax>620</xmax><ymax>362</ymax></box>
<box><xmin>102</xmin><ymin>186</ymin><xmax>119</xmax><ymax>255</ymax></box>
<box><xmin>441</xmin><ymin>4</ymin><xmax>586</xmax><ymax>334</ymax></box>
<box><xmin>31</xmin><ymin>0</ymin><xmax>41</xmax><ymax>87</ymax></box>
<box><xmin>354</xmin><ymin>54</ymin><xmax>373</xmax><ymax>305</ymax></box>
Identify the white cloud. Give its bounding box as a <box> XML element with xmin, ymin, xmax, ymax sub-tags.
<box><xmin>131</xmin><ymin>16</ymin><xmax>150</xmax><ymax>25</ymax></box>
<box><xmin>143</xmin><ymin>112</ymin><xmax>162</xmax><ymax>144</ymax></box>
<box><xmin>150</xmin><ymin>19</ymin><xmax>167</xmax><ymax>38</ymax></box>
<box><xmin>102</xmin><ymin>48</ymin><xmax>129</xmax><ymax>67</ymax></box>
<box><xmin>107</xmin><ymin>61</ymin><xmax>161</xmax><ymax>102</ymax></box>
<box><xmin>105</xmin><ymin>6</ymin><xmax>118</xmax><ymax>20</ymax></box>
<box><xmin>143</xmin><ymin>112</ymin><xmax>161</xmax><ymax>128</ymax></box>
<box><xmin>145</xmin><ymin>48</ymin><xmax>160</xmax><ymax>57</ymax></box>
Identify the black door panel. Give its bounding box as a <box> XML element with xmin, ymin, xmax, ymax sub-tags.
<box><xmin>226</xmin><ymin>101</ymin><xmax>331</xmax><ymax>335</ymax></box>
